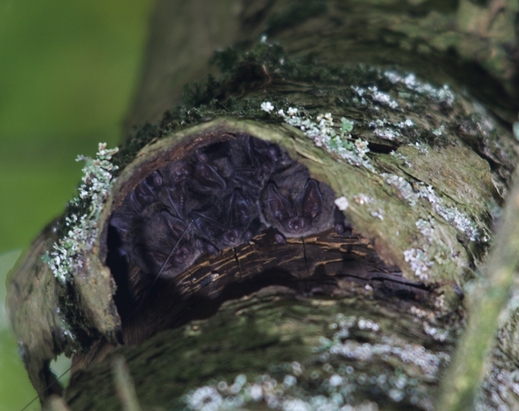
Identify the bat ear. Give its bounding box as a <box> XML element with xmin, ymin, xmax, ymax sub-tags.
<box><xmin>228</xmin><ymin>189</ymin><xmax>250</xmax><ymax>227</ymax></box>
<box><xmin>130</xmin><ymin>179</ymin><xmax>156</xmax><ymax>213</ymax></box>
<box><xmin>266</xmin><ymin>183</ymin><xmax>292</xmax><ymax>222</ymax></box>
<box><xmin>166</xmin><ymin>185</ymin><xmax>189</xmax><ymax>220</ymax></box>
<box><xmin>191</xmin><ymin>211</ymin><xmax>223</xmax><ymax>238</ymax></box>
<box><xmin>160</xmin><ymin>211</ymin><xmax>187</xmax><ymax>239</ymax></box>
<box><xmin>300</xmin><ymin>180</ymin><xmax>323</xmax><ymax>220</ymax></box>
<box><xmin>191</xmin><ymin>163</ymin><xmax>226</xmax><ymax>192</ymax></box>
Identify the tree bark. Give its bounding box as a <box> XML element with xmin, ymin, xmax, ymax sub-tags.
<box><xmin>8</xmin><ymin>1</ymin><xmax>519</xmax><ymax>411</ymax></box>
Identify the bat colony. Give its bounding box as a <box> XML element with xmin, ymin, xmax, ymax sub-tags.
<box><xmin>110</xmin><ymin>135</ymin><xmax>350</xmax><ymax>279</ymax></box>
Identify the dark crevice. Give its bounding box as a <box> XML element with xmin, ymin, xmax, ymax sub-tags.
<box><xmin>105</xmin><ymin>134</ymin><xmax>435</xmax><ymax>346</ymax></box>
<box><xmin>232</xmin><ymin>247</ymin><xmax>243</xmax><ymax>282</ymax></box>
<box><xmin>301</xmin><ymin>236</ymin><xmax>310</xmax><ymax>277</ymax></box>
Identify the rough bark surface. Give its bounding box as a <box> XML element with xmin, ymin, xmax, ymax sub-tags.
<box><xmin>8</xmin><ymin>1</ymin><xmax>519</xmax><ymax>411</ymax></box>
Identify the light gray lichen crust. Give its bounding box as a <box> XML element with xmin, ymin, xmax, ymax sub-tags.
<box><xmin>261</xmin><ymin>103</ymin><xmax>372</xmax><ymax>171</ymax></box>
<box><xmin>182</xmin><ymin>313</ymin><xmax>449</xmax><ymax>411</ymax></box>
<box><xmin>42</xmin><ymin>143</ymin><xmax>119</xmax><ymax>285</ymax></box>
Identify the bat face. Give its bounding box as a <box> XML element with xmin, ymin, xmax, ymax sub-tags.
<box><xmin>166</xmin><ymin>161</ymin><xmax>191</xmax><ymax>185</ymax></box>
<box><xmin>264</xmin><ymin>179</ymin><xmax>326</xmax><ymax>237</ymax></box>
<box><xmin>219</xmin><ymin>189</ymin><xmax>260</xmax><ymax>248</ymax></box>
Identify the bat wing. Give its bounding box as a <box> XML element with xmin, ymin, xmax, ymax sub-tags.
<box><xmin>160</xmin><ymin>210</ymin><xmax>188</xmax><ymax>240</ymax></box>
<box><xmin>298</xmin><ymin>179</ymin><xmax>323</xmax><ymax>220</ymax></box>
<box><xmin>227</xmin><ymin>189</ymin><xmax>251</xmax><ymax>227</ymax></box>
<box><xmin>266</xmin><ymin>182</ymin><xmax>293</xmax><ymax>222</ymax></box>
<box><xmin>191</xmin><ymin>211</ymin><xmax>224</xmax><ymax>239</ymax></box>
<box><xmin>129</xmin><ymin>178</ymin><xmax>157</xmax><ymax>214</ymax></box>
<box><xmin>166</xmin><ymin>184</ymin><xmax>189</xmax><ymax>220</ymax></box>
<box><xmin>190</xmin><ymin>163</ymin><xmax>227</xmax><ymax>193</ymax></box>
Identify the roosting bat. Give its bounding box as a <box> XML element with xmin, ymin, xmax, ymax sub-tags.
<box><xmin>228</xmin><ymin>135</ymin><xmax>293</xmax><ymax>193</ymax></box>
<box><xmin>161</xmin><ymin>158</ymin><xmax>228</xmax><ymax>219</ymax></box>
<box><xmin>190</xmin><ymin>188</ymin><xmax>261</xmax><ymax>253</ymax></box>
<box><xmin>109</xmin><ymin>170</ymin><xmax>163</xmax><ymax>234</ymax></box>
<box><xmin>109</xmin><ymin>136</ymin><xmax>350</xmax><ymax>281</ymax></box>
<box><xmin>131</xmin><ymin>206</ymin><xmax>199</xmax><ymax>278</ymax></box>
<box><xmin>259</xmin><ymin>163</ymin><xmax>345</xmax><ymax>242</ymax></box>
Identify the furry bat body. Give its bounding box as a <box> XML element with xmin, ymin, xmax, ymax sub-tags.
<box><xmin>228</xmin><ymin>135</ymin><xmax>294</xmax><ymax>194</ymax></box>
<box><xmin>160</xmin><ymin>157</ymin><xmax>228</xmax><ymax>219</ymax></box>
<box><xmin>190</xmin><ymin>188</ymin><xmax>261</xmax><ymax>253</ymax></box>
<box><xmin>131</xmin><ymin>204</ymin><xmax>199</xmax><ymax>278</ymax></box>
<box><xmin>259</xmin><ymin>163</ymin><xmax>347</xmax><ymax>241</ymax></box>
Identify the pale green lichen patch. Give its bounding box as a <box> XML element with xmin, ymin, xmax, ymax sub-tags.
<box><xmin>261</xmin><ymin>103</ymin><xmax>372</xmax><ymax>171</ymax></box>
<box><xmin>42</xmin><ymin>143</ymin><xmax>119</xmax><ymax>285</ymax></box>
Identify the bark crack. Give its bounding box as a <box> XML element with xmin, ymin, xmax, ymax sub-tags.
<box><xmin>233</xmin><ymin>247</ymin><xmax>243</xmax><ymax>282</ymax></box>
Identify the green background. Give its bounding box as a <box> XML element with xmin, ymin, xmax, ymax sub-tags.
<box><xmin>0</xmin><ymin>0</ymin><xmax>152</xmax><ymax>409</ymax></box>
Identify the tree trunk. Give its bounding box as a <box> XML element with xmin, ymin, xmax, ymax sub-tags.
<box><xmin>8</xmin><ymin>1</ymin><xmax>519</xmax><ymax>411</ymax></box>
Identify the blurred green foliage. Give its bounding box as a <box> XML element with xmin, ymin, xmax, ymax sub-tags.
<box><xmin>0</xmin><ymin>0</ymin><xmax>153</xmax><ymax>409</ymax></box>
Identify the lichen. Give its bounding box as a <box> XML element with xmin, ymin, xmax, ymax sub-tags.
<box><xmin>42</xmin><ymin>143</ymin><xmax>119</xmax><ymax>285</ymax></box>
<box><xmin>383</xmin><ymin>71</ymin><xmax>455</xmax><ymax>107</ymax></box>
<box><xmin>403</xmin><ymin>248</ymin><xmax>434</xmax><ymax>281</ymax></box>
<box><xmin>261</xmin><ymin>102</ymin><xmax>372</xmax><ymax>171</ymax></box>
<box><xmin>181</xmin><ymin>311</ymin><xmax>450</xmax><ymax>411</ymax></box>
<box><xmin>382</xmin><ymin>173</ymin><xmax>483</xmax><ymax>242</ymax></box>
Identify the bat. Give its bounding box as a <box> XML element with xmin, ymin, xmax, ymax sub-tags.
<box><xmin>160</xmin><ymin>157</ymin><xmax>228</xmax><ymax>219</ymax></box>
<box><xmin>131</xmin><ymin>205</ymin><xmax>199</xmax><ymax>278</ymax></box>
<box><xmin>190</xmin><ymin>188</ymin><xmax>261</xmax><ymax>253</ymax></box>
<box><xmin>109</xmin><ymin>135</ymin><xmax>351</xmax><ymax>285</ymax></box>
<box><xmin>227</xmin><ymin>135</ymin><xmax>293</xmax><ymax>193</ymax></box>
<box><xmin>109</xmin><ymin>170</ymin><xmax>163</xmax><ymax>234</ymax></box>
<box><xmin>259</xmin><ymin>163</ymin><xmax>338</xmax><ymax>241</ymax></box>
<box><xmin>189</xmin><ymin>161</ymin><xmax>227</xmax><ymax>194</ymax></box>
<box><xmin>129</xmin><ymin>171</ymin><xmax>162</xmax><ymax>214</ymax></box>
